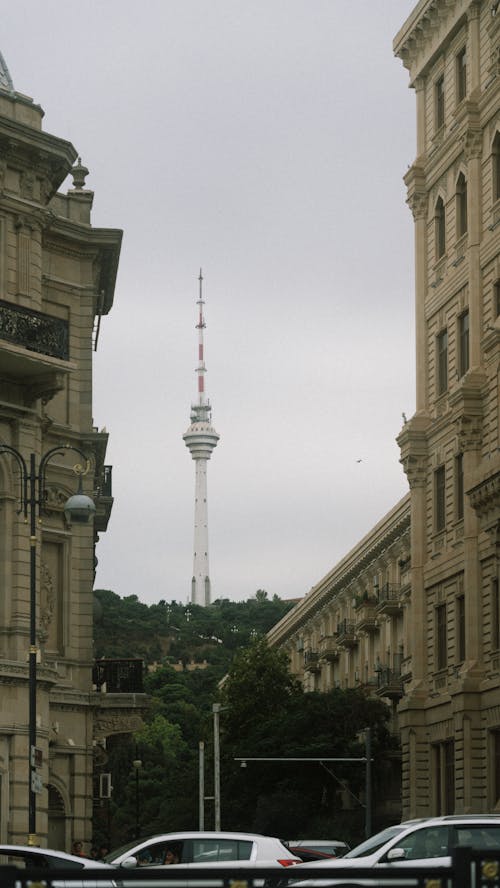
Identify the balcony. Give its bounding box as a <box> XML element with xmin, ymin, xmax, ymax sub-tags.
<box><xmin>335</xmin><ymin>620</ymin><xmax>358</xmax><ymax>648</ymax></box>
<box><xmin>94</xmin><ymin>464</ymin><xmax>113</xmax><ymax>532</ymax></box>
<box><xmin>375</xmin><ymin>583</ymin><xmax>401</xmax><ymax>617</ymax></box>
<box><xmin>304</xmin><ymin>650</ymin><xmax>321</xmax><ymax>673</ymax></box>
<box><xmin>355</xmin><ymin>602</ymin><xmax>378</xmax><ymax>633</ymax></box>
<box><xmin>93</xmin><ymin>658</ymin><xmax>144</xmax><ymax>693</ymax></box>
<box><xmin>318</xmin><ymin>636</ymin><xmax>340</xmax><ymax>662</ymax></box>
<box><xmin>0</xmin><ymin>298</ymin><xmax>74</xmax><ymax>402</ymax></box>
<box><xmin>375</xmin><ymin>666</ymin><xmax>404</xmax><ymax>700</ymax></box>
<box><xmin>92</xmin><ymin>659</ymin><xmax>149</xmax><ymax>743</ymax></box>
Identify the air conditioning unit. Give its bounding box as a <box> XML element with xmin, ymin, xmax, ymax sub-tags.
<box><xmin>99</xmin><ymin>772</ymin><xmax>112</xmax><ymax>799</ymax></box>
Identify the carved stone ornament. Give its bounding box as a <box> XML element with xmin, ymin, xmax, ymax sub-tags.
<box><xmin>0</xmin><ymin>52</ymin><xmax>14</xmax><ymax>92</ymax></box>
<box><xmin>400</xmin><ymin>454</ymin><xmax>427</xmax><ymax>488</ymax></box>
<box><xmin>39</xmin><ymin>560</ymin><xmax>55</xmax><ymax>644</ymax></box>
<box><xmin>25</xmin><ymin>372</ymin><xmax>65</xmax><ymax>407</ymax></box>
<box><xmin>407</xmin><ymin>190</ymin><xmax>427</xmax><ymax>220</ymax></box>
<box><xmin>93</xmin><ymin>713</ymin><xmax>144</xmax><ymax>740</ymax></box>
<box><xmin>43</xmin><ymin>483</ymin><xmax>71</xmax><ymax>515</ymax></box>
<box><xmin>463</xmin><ymin>128</ymin><xmax>483</xmax><ymax>160</ymax></box>
<box><xmin>455</xmin><ymin>414</ymin><xmax>483</xmax><ymax>451</ymax></box>
<box><xmin>468</xmin><ymin>470</ymin><xmax>500</xmax><ymax>527</ymax></box>
<box><xmin>20</xmin><ymin>170</ymin><xmax>35</xmax><ymax>200</ymax></box>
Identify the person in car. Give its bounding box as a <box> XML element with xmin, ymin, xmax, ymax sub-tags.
<box><xmin>164</xmin><ymin>848</ymin><xmax>180</xmax><ymax>865</ymax></box>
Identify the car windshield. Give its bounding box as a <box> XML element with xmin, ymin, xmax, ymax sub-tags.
<box><xmin>103</xmin><ymin>838</ymin><xmax>151</xmax><ymax>863</ymax></box>
<box><xmin>345</xmin><ymin>826</ymin><xmax>406</xmax><ymax>859</ymax></box>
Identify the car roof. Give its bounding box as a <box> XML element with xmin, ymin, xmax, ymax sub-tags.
<box><xmin>0</xmin><ymin>845</ymin><xmax>114</xmax><ymax>867</ymax></box>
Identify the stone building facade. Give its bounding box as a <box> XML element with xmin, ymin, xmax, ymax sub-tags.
<box><xmin>269</xmin><ymin>0</ymin><xmax>500</xmax><ymax>820</ymax></box>
<box><xmin>0</xmin><ymin>58</ymin><xmax>146</xmax><ymax>848</ymax></box>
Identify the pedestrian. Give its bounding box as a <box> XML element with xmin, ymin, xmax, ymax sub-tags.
<box><xmin>71</xmin><ymin>841</ymin><xmax>85</xmax><ymax>857</ymax></box>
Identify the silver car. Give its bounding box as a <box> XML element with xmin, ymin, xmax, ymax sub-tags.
<box><xmin>289</xmin><ymin>815</ymin><xmax>500</xmax><ymax>885</ymax></box>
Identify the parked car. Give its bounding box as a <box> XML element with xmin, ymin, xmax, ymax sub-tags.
<box><xmin>287</xmin><ymin>842</ymin><xmax>350</xmax><ymax>859</ymax></box>
<box><xmin>104</xmin><ymin>831</ymin><xmax>301</xmax><ymax>870</ymax></box>
<box><xmin>0</xmin><ymin>844</ymin><xmax>116</xmax><ymax>888</ymax></box>
<box><xmin>287</xmin><ymin>848</ymin><xmax>337</xmax><ymax>863</ymax></box>
<box><xmin>288</xmin><ymin>815</ymin><xmax>500</xmax><ymax>885</ymax></box>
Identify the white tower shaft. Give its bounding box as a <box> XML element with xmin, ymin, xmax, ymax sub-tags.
<box><xmin>183</xmin><ymin>271</ymin><xmax>219</xmax><ymax>606</ymax></box>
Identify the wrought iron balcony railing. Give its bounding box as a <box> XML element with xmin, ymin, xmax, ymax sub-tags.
<box><xmin>304</xmin><ymin>650</ymin><xmax>321</xmax><ymax>672</ymax></box>
<box><xmin>93</xmin><ymin>658</ymin><xmax>144</xmax><ymax>693</ymax></box>
<box><xmin>375</xmin><ymin>666</ymin><xmax>404</xmax><ymax>699</ymax></box>
<box><xmin>0</xmin><ymin>299</ymin><xmax>69</xmax><ymax>360</ymax></box>
<box><xmin>335</xmin><ymin>620</ymin><xmax>358</xmax><ymax>647</ymax></box>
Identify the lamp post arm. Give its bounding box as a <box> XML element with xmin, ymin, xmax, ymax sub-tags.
<box><xmin>37</xmin><ymin>444</ymin><xmax>92</xmax><ymax>518</ymax></box>
<box><xmin>0</xmin><ymin>444</ymin><xmax>28</xmax><ymax>518</ymax></box>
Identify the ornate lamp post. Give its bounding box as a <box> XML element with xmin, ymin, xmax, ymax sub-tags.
<box><xmin>0</xmin><ymin>442</ymin><xmax>95</xmax><ymax>845</ymax></box>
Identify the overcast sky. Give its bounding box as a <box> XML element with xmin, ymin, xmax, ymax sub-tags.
<box><xmin>4</xmin><ymin>1</ymin><xmax>418</xmax><ymax>606</ymax></box>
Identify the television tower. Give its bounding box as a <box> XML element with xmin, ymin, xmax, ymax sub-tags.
<box><xmin>183</xmin><ymin>271</ymin><xmax>220</xmax><ymax>606</ymax></box>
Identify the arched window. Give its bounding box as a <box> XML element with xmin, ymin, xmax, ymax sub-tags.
<box><xmin>456</xmin><ymin>173</ymin><xmax>467</xmax><ymax>237</ymax></box>
<box><xmin>493</xmin><ymin>132</ymin><xmax>500</xmax><ymax>204</ymax></box>
<box><xmin>435</xmin><ymin>197</ymin><xmax>446</xmax><ymax>259</ymax></box>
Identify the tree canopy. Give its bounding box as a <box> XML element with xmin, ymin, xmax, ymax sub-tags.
<box><xmin>92</xmin><ymin>592</ymin><xmax>399</xmax><ymax>851</ymax></box>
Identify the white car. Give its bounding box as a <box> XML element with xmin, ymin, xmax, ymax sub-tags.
<box><xmin>288</xmin><ymin>815</ymin><xmax>500</xmax><ymax>885</ymax></box>
<box><xmin>287</xmin><ymin>841</ymin><xmax>350</xmax><ymax>858</ymax></box>
<box><xmin>104</xmin><ymin>830</ymin><xmax>301</xmax><ymax>872</ymax></box>
<box><xmin>0</xmin><ymin>844</ymin><xmax>116</xmax><ymax>888</ymax></box>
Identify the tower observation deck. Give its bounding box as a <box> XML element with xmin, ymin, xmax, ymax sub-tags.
<box><xmin>183</xmin><ymin>271</ymin><xmax>219</xmax><ymax>606</ymax></box>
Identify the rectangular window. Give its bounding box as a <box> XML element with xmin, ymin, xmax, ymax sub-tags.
<box><xmin>436</xmin><ymin>602</ymin><xmax>447</xmax><ymax>669</ymax></box>
<box><xmin>493</xmin><ymin>578</ymin><xmax>500</xmax><ymax>651</ymax></box>
<box><xmin>456</xmin><ymin>47</ymin><xmax>467</xmax><ymax>103</ymax></box>
<box><xmin>456</xmin><ymin>594</ymin><xmax>465</xmax><ymax>662</ymax></box>
<box><xmin>436</xmin><ymin>75</ymin><xmax>445</xmax><ymax>130</ymax></box>
<box><xmin>456</xmin><ymin>453</ymin><xmax>464</xmax><ymax>520</ymax></box>
<box><xmin>495</xmin><ymin>281</ymin><xmax>500</xmax><ymax>318</ymax></box>
<box><xmin>456</xmin><ymin>176</ymin><xmax>468</xmax><ymax>238</ymax></box>
<box><xmin>435</xmin><ymin>466</ymin><xmax>446</xmax><ymax>532</ymax></box>
<box><xmin>459</xmin><ymin>311</ymin><xmax>469</xmax><ymax>377</ymax></box>
<box><xmin>495</xmin><ymin>732</ymin><xmax>500</xmax><ymax>805</ymax></box>
<box><xmin>437</xmin><ymin>329</ymin><xmax>448</xmax><ymax>394</ymax></box>
<box><xmin>436</xmin><ymin>198</ymin><xmax>446</xmax><ymax>259</ymax></box>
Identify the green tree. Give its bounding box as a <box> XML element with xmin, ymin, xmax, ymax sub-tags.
<box><xmin>217</xmin><ymin>639</ymin><xmax>395</xmax><ymax>843</ymax></box>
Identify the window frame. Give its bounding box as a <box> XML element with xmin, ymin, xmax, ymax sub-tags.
<box><xmin>456</xmin><ymin>173</ymin><xmax>468</xmax><ymax>239</ymax></box>
<box><xmin>437</xmin><ymin>329</ymin><xmax>448</xmax><ymax>395</ymax></box>
<box><xmin>435</xmin><ymin>197</ymin><xmax>446</xmax><ymax>260</ymax></box>
<box><xmin>456</xmin><ymin>47</ymin><xmax>467</xmax><ymax>104</ymax></box>
<box><xmin>435</xmin><ymin>74</ymin><xmax>445</xmax><ymax>131</ymax></box>
<box><xmin>458</xmin><ymin>311</ymin><xmax>469</xmax><ymax>378</ymax></box>
<box><xmin>456</xmin><ymin>593</ymin><xmax>465</xmax><ymax>663</ymax></box>
<box><xmin>493</xmin><ymin>132</ymin><xmax>500</xmax><ymax>204</ymax></box>
<box><xmin>436</xmin><ymin>601</ymin><xmax>447</xmax><ymax>669</ymax></box>
<box><xmin>455</xmin><ymin>452</ymin><xmax>464</xmax><ymax>521</ymax></box>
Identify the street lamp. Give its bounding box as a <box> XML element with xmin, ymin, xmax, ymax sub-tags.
<box><xmin>0</xmin><ymin>442</ymin><xmax>95</xmax><ymax>845</ymax></box>
<box><xmin>132</xmin><ymin>747</ymin><xmax>142</xmax><ymax>839</ymax></box>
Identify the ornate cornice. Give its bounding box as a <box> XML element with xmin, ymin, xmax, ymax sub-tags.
<box><xmin>398</xmin><ymin>414</ymin><xmax>431</xmax><ymax>488</ymax></box>
<box><xmin>468</xmin><ymin>470</ymin><xmax>500</xmax><ymax>520</ymax></box>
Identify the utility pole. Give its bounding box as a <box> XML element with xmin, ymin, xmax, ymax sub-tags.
<box><xmin>199</xmin><ymin>741</ymin><xmax>205</xmax><ymax>830</ymax></box>
<box><xmin>213</xmin><ymin>703</ymin><xmax>221</xmax><ymax>830</ymax></box>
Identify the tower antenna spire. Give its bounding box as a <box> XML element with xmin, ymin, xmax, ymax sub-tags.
<box><xmin>183</xmin><ymin>271</ymin><xmax>220</xmax><ymax>606</ymax></box>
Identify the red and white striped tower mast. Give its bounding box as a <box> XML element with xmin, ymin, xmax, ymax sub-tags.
<box><xmin>183</xmin><ymin>270</ymin><xmax>220</xmax><ymax>606</ymax></box>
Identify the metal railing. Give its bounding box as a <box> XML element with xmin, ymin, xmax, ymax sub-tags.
<box><xmin>93</xmin><ymin>658</ymin><xmax>144</xmax><ymax>693</ymax></box>
<box><xmin>0</xmin><ymin>299</ymin><xmax>69</xmax><ymax>359</ymax></box>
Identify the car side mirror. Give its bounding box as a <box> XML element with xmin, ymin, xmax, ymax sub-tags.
<box><xmin>386</xmin><ymin>848</ymin><xmax>407</xmax><ymax>862</ymax></box>
<box><xmin>121</xmin><ymin>856</ymin><xmax>138</xmax><ymax>868</ymax></box>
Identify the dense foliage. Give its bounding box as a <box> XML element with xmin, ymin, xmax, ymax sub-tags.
<box><xmin>92</xmin><ymin>591</ymin><xmax>398</xmax><ymax>852</ymax></box>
